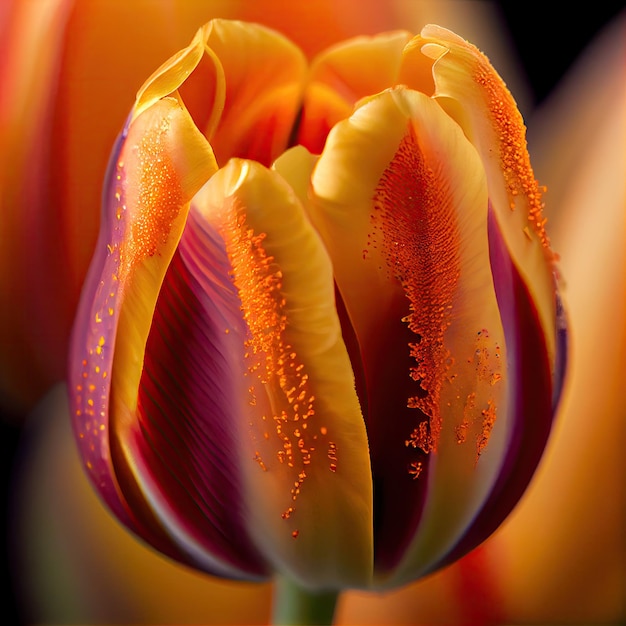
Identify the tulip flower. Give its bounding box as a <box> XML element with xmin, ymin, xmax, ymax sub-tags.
<box><xmin>68</xmin><ymin>19</ymin><xmax>565</xmax><ymax>624</ymax></box>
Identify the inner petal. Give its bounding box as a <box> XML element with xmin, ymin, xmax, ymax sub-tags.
<box><xmin>298</xmin><ymin>31</ymin><xmax>413</xmax><ymax>154</ymax></box>
<box><xmin>135</xmin><ymin>19</ymin><xmax>308</xmax><ymax>168</ymax></box>
<box><xmin>200</xmin><ymin>19</ymin><xmax>308</xmax><ymax>166</ymax></box>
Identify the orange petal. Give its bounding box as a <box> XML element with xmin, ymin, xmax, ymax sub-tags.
<box><xmin>298</xmin><ymin>31</ymin><xmax>413</xmax><ymax>153</ymax></box>
<box><xmin>133</xmin><ymin>19</ymin><xmax>308</xmax><ymax>168</ymax></box>
<box><xmin>201</xmin><ymin>20</ymin><xmax>307</xmax><ymax>166</ymax></box>
<box><xmin>0</xmin><ymin>0</ymin><xmax>74</xmax><ymax>411</ymax></box>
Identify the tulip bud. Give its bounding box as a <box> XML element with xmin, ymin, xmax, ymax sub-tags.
<box><xmin>69</xmin><ymin>20</ymin><xmax>566</xmax><ymax>593</ymax></box>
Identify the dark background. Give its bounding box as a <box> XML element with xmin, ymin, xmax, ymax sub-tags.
<box><xmin>497</xmin><ymin>3</ymin><xmax>623</xmax><ymax>107</ymax></box>
<box><xmin>1</xmin><ymin>3</ymin><xmax>623</xmax><ymax>624</ymax></box>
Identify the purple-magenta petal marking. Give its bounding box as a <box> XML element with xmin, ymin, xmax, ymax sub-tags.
<box><xmin>68</xmin><ymin>119</ymin><xmax>134</xmax><ymax>527</ymax></box>
<box><xmin>552</xmin><ymin>290</ymin><xmax>568</xmax><ymax>410</ymax></box>
<box><xmin>131</xmin><ymin>206</ymin><xmax>269</xmax><ymax>578</ymax></box>
<box><xmin>366</xmin><ymin>306</ymin><xmax>432</xmax><ymax>573</ymax></box>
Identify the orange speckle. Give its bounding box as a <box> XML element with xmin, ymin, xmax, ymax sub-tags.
<box><xmin>373</xmin><ymin>126</ymin><xmax>460</xmax><ymax>454</ymax></box>
<box><xmin>408</xmin><ymin>460</ymin><xmax>423</xmax><ymax>479</ymax></box>
<box><xmin>455</xmin><ymin>419</ymin><xmax>469</xmax><ymax>444</ymax></box>
<box><xmin>472</xmin><ymin>52</ymin><xmax>553</xmax><ymax>256</ymax></box>
<box><xmin>121</xmin><ymin>117</ymin><xmax>183</xmax><ymax>273</ymax></box>
<box><xmin>472</xmin><ymin>329</ymin><xmax>502</xmax><ymax>384</ymax></box>
<box><xmin>405</xmin><ymin>421</ymin><xmax>434</xmax><ymax>454</ymax></box>
<box><xmin>281</xmin><ymin>507</ymin><xmax>295</xmax><ymax>520</ymax></box>
<box><xmin>477</xmin><ymin>399</ymin><xmax>497</xmax><ymax>460</ymax></box>
<box><xmin>253</xmin><ymin>451</ymin><xmax>267</xmax><ymax>472</ymax></box>
<box><xmin>219</xmin><ymin>202</ymin><xmax>326</xmax><ymax>533</ymax></box>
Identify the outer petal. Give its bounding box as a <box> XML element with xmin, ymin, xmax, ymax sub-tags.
<box><xmin>193</xmin><ymin>159</ymin><xmax>373</xmax><ymax>590</ymax></box>
<box><xmin>309</xmin><ymin>87</ymin><xmax>516</xmax><ymax>582</ymax></box>
<box><xmin>428</xmin><ymin>208</ymin><xmax>556</xmax><ymax>575</ymax></box>
<box><xmin>489</xmin><ymin>17</ymin><xmax>625</xmax><ymax>620</ymax></box>
<box><xmin>412</xmin><ymin>25</ymin><xmax>559</xmax><ymax>369</ymax></box>
<box><xmin>67</xmin><ymin>97</ymin><xmax>242</xmax><ymax>573</ymax></box>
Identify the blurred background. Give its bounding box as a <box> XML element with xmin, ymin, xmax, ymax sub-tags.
<box><xmin>2</xmin><ymin>1</ymin><xmax>624</xmax><ymax>624</ymax></box>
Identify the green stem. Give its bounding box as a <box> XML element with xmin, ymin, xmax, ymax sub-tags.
<box><xmin>271</xmin><ymin>575</ymin><xmax>340</xmax><ymax>626</ymax></box>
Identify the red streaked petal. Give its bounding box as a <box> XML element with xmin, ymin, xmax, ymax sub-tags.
<box><xmin>128</xmin><ymin>207</ymin><xmax>269</xmax><ymax>578</ymax></box>
<box><xmin>68</xmin><ymin>126</ymin><xmax>130</xmax><ymax>528</ymax></box>
<box><xmin>194</xmin><ymin>159</ymin><xmax>373</xmax><ymax>589</ymax></box>
<box><xmin>309</xmin><ymin>87</ymin><xmax>509</xmax><ymax>578</ymax></box>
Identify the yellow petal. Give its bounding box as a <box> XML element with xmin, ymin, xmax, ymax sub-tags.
<box><xmin>111</xmin><ymin>97</ymin><xmax>218</xmax><ymax>413</ymax></box>
<box><xmin>414</xmin><ymin>24</ymin><xmax>558</xmax><ymax>363</ymax></box>
<box><xmin>133</xmin><ymin>30</ymin><xmax>208</xmax><ymax>122</ymax></box>
<box><xmin>193</xmin><ymin>158</ymin><xmax>373</xmax><ymax>590</ymax></box>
